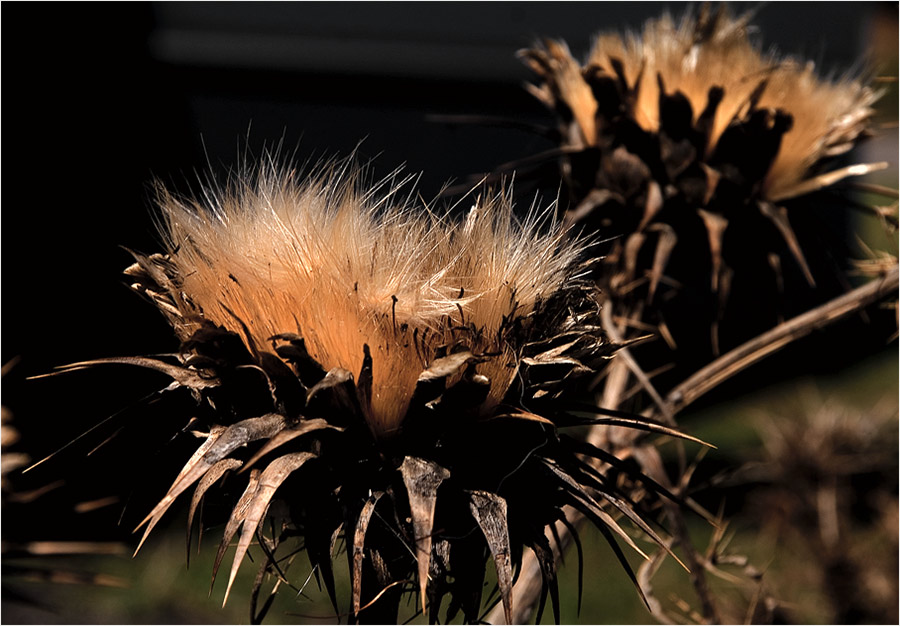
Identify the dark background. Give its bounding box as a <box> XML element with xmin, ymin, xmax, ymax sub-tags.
<box><xmin>1</xmin><ymin>2</ymin><xmax>896</xmax><ymax>623</ymax></box>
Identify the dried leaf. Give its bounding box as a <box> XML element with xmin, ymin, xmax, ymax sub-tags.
<box><xmin>306</xmin><ymin>369</ymin><xmax>364</xmax><ymax>426</ymax></box>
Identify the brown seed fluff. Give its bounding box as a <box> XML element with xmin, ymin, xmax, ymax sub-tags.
<box><xmin>155</xmin><ymin>165</ymin><xmax>584</xmax><ymax>438</ymax></box>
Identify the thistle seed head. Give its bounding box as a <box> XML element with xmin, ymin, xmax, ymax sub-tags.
<box><xmin>150</xmin><ymin>163</ymin><xmax>586</xmax><ymax>439</ymax></box>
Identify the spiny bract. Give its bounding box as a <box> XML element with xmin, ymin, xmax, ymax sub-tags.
<box><xmin>60</xmin><ymin>162</ymin><xmax>695</xmax><ymax>623</ymax></box>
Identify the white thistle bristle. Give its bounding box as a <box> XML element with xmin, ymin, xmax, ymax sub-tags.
<box><xmin>157</xmin><ymin>163</ymin><xmax>584</xmax><ymax>437</ymax></box>
<box><xmin>586</xmin><ymin>10</ymin><xmax>877</xmax><ymax>200</ymax></box>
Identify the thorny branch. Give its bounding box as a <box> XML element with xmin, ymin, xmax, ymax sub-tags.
<box><xmin>488</xmin><ymin>266</ymin><xmax>898</xmax><ymax>624</ymax></box>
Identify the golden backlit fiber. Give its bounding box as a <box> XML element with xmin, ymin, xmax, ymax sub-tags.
<box><xmin>156</xmin><ymin>164</ymin><xmax>584</xmax><ymax>437</ymax></box>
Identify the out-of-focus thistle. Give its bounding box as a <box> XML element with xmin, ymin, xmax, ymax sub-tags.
<box><xmin>478</xmin><ymin>6</ymin><xmax>897</xmax><ymax>623</ymax></box>
<box><xmin>744</xmin><ymin>396</ymin><xmax>898</xmax><ymax>623</ymax></box>
<box><xmin>48</xmin><ymin>162</ymin><xmax>703</xmax><ymax>623</ymax></box>
<box><xmin>517</xmin><ymin>5</ymin><xmax>888</xmax><ymax>355</ymax></box>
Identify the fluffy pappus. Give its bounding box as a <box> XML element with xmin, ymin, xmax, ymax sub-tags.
<box><xmin>150</xmin><ymin>161</ymin><xmax>586</xmax><ymax>439</ymax></box>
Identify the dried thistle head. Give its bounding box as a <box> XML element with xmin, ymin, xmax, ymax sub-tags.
<box><xmin>57</xmin><ymin>160</ymin><xmax>698</xmax><ymax>623</ymax></box>
<box><xmin>148</xmin><ymin>164</ymin><xmax>583</xmax><ymax>440</ymax></box>
<box><xmin>518</xmin><ymin>5</ymin><xmax>886</xmax><ymax>353</ymax></box>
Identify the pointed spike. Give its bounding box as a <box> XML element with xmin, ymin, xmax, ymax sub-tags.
<box><xmin>134</xmin><ymin>415</ymin><xmax>285</xmax><ymax>537</ymax></box>
<box><xmin>175</xmin><ymin>426</ymin><xmax>227</xmax><ymax>484</ymax></box>
<box><xmin>699</xmin><ymin>163</ymin><xmax>722</xmax><ymax>205</ymax></box>
<box><xmin>400</xmin><ymin>457</ymin><xmax>450</xmax><ymax>617</ymax></box>
<box><xmin>697</xmin><ymin>209</ymin><xmax>729</xmax><ymax>293</ymax></box>
<box><xmin>607</xmin><ymin>416</ymin><xmax>712</xmax><ymax>447</ymax></box>
<box><xmin>623</xmin><ymin>232</ymin><xmax>646</xmax><ymax>283</ymax></box>
<box><xmin>758</xmin><ymin>202</ymin><xmax>816</xmax><ymax>286</ymax></box>
<box><xmin>222</xmin><ymin>452</ymin><xmax>316</xmax><ymax>606</ymax></box>
<box><xmin>769</xmin><ymin>161</ymin><xmax>888</xmax><ymax>202</ymax></box>
<box><xmin>28</xmin><ymin>356</ymin><xmax>220</xmax><ymax>390</ymax></box>
<box><xmin>133</xmin><ymin>426</ymin><xmax>228</xmax><ymax>555</ymax></box>
<box><xmin>559</xmin><ymin>404</ymin><xmax>714</xmax><ymax>447</ymax></box>
<box><xmin>696</xmin><ymin>86</ymin><xmax>724</xmax><ymax>152</ymax></box>
<box><xmin>486</xmin><ymin>411</ymin><xmax>555</xmax><ymax>426</ymax></box>
<box><xmin>317</xmin><ymin>552</ymin><xmax>339</xmax><ymax>615</ymax></box>
<box><xmin>250</xmin><ymin>551</ymin><xmax>281</xmax><ymax>626</ymax></box>
<box><xmin>563</xmin><ymin>188</ymin><xmax>615</xmax><ymax>229</ymax></box>
<box><xmin>187</xmin><ymin>458</ymin><xmax>242</xmax><ymax>565</ymax></box>
<box><xmin>211</xmin><ymin>470</ymin><xmax>261</xmax><ymax>595</ymax></box>
<box><xmin>559</xmin><ymin>515</ymin><xmax>584</xmax><ymax>616</ymax></box>
<box><xmin>631</xmin><ymin>59</ymin><xmax>646</xmax><ymax>105</ymax></box>
<box><xmin>529</xmin><ymin>535</ymin><xmax>556</xmax><ymax>625</ymax></box>
<box><xmin>543</xmin><ymin>460</ymin><xmax>650</xmax><ymax>560</ymax></box>
<box><xmin>637</xmin><ymin>181</ymin><xmax>664</xmax><ymax>232</ymax></box>
<box><xmin>646</xmin><ymin>224</ymin><xmax>677</xmax><ymax>301</ymax></box>
<box><xmin>572</xmin><ymin>415</ymin><xmax>714</xmax><ymax>448</ymax></box>
<box><xmin>740</xmin><ymin>77</ymin><xmax>769</xmax><ymax>119</ymax></box>
<box><xmin>596</xmin><ymin>520</ymin><xmax>650</xmax><ymax>609</ymax></box>
<box><xmin>352</xmin><ymin>492</ymin><xmax>384</xmax><ymax>619</ymax></box>
<box><xmin>560</xmin><ymin>433</ymin><xmax>686</xmax><ymax>505</ymax></box>
<box><xmin>468</xmin><ymin>491</ymin><xmax>513</xmax><ymax>625</ymax></box>
<box><xmin>608</xmin><ymin>56</ymin><xmax>629</xmax><ymax>93</ymax></box>
<box><xmin>593</xmin><ymin>488</ymin><xmax>688</xmax><ymax>572</ymax></box>
<box><xmin>549</xmin><ymin>567</ymin><xmax>561</xmax><ymax>625</ymax></box>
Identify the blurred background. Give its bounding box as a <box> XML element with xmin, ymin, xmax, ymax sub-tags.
<box><xmin>2</xmin><ymin>2</ymin><xmax>897</xmax><ymax>623</ymax></box>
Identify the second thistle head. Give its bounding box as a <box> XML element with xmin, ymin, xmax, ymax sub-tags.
<box><xmin>517</xmin><ymin>5</ymin><xmax>886</xmax><ymax>356</ymax></box>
